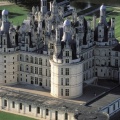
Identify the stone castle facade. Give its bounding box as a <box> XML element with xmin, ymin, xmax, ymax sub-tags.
<box><xmin>0</xmin><ymin>0</ymin><xmax>119</xmax><ymax>99</ymax></box>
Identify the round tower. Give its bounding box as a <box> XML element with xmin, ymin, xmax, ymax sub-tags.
<box><xmin>50</xmin><ymin>19</ymin><xmax>83</xmax><ymax>99</ymax></box>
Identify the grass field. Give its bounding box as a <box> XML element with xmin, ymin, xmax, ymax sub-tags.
<box><xmin>0</xmin><ymin>111</ymin><xmax>36</xmax><ymax>120</ymax></box>
<box><xmin>0</xmin><ymin>4</ymin><xmax>29</xmax><ymax>25</ymax></box>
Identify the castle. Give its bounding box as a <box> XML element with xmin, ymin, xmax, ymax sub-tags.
<box><xmin>0</xmin><ymin>0</ymin><xmax>120</xmax><ymax>119</ymax></box>
<box><xmin>0</xmin><ymin>0</ymin><xmax>119</xmax><ymax>99</ymax></box>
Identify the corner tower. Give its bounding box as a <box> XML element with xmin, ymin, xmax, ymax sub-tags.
<box><xmin>50</xmin><ymin>20</ymin><xmax>83</xmax><ymax>99</ymax></box>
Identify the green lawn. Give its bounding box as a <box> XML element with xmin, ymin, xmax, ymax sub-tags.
<box><xmin>0</xmin><ymin>4</ymin><xmax>29</xmax><ymax>25</ymax></box>
<box><xmin>0</xmin><ymin>111</ymin><xmax>36</xmax><ymax>120</ymax></box>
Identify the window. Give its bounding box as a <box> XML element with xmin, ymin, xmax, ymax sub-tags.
<box><xmin>65</xmin><ymin>113</ymin><xmax>68</xmax><ymax>120</ymax></box>
<box><xmin>46</xmin><ymin>109</ymin><xmax>49</xmax><ymax>116</ymax></box>
<box><xmin>46</xmin><ymin>69</ymin><xmax>47</xmax><ymax>76</ymax></box>
<box><xmin>35</xmin><ymin>57</ymin><xmax>38</xmax><ymax>64</ymax></box>
<box><xmin>65</xmin><ymin>89</ymin><xmax>69</xmax><ymax>96</ymax></box>
<box><xmin>115</xmin><ymin>59</ymin><xmax>118</xmax><ymax>67</ymax></box>
<box><xmin>46</xmin><ymin>79</ymin><xmax>47</xmax><ymax>86</ymax></box>
<box><xmin>37</xmin><ymin>107</ymin><xmax>40</xmax><ymax>114</ymax></box>
<box><xmin>31</xmin><ymin>66</ymin><xmax>33</xmax><ymax>73</ymax></box>
<box><xmin>4</xmin><ymin>65</ymin><xmax>6</xmax><ymax>68</ymax></box>
<box><xmin>115</xmin><ymin>52</ymin><xmax>118</xmax><ymax>57</ymax></box>
<box><xmin>61</xmin><ymin>78</ymin><xmax>63</xmax><ymax>85</ymax></box>
<box><xmin>55</xmin><ymin>111</ymin><xmax>58</xmax><ymax>120</ymax></box>
<box><xmin>39</xmin><ymin>68</ymin><xmax>42</xmax><ymax>75</ymax></box>
<box><xmin>12</xmin><ymin>101</ymin><xmax>15</xmax><ymax>108</ymax></box>
<box><xmin>65</xmin><ymin>78</ymin><xmax>69</xmax><ymax>86</ymax></box>
<box><xmin>13</xmin><ymin>57</ymin><xmax>14</xmax><ymax>59</ymax></box>
<box><xmin>66</xmin><ymin>59</ymin><xmax>69</xmax><ymax>63</ymax></box>
<box><xmin>4</xmin><ymin>60</ymin><xmax>6</xmax><ymax>63</ymax></box>
<box><xmin>39</xmin><ymin>78</ymin><xmax>42</xmax><ymax>86</ymax></box>
<box><xmin>39</xmin><ymin>58</ymin><xmax>42</xmax><ymax>65</ymax></box>
<box><xmin>46</xmin><ymin>59</ymin><xmax>47</xmax><ymax>66</ymax></box>
<box><xmin>4</xmin><ymin>100</ymin><xmax>7</xmax><ymax>107</ymax></box>
<box><xmin>61</xmin><ymin>68</ymin><xmax>63</xmax><ymax>75</ymax></box>
<box><xmin>66</xmin><ymin>51</ymin><xmax>69</xmax><ymax>57</ymax></box>
<box><xmin>65</xmin><ymin>68</ymin><xmax>69</xmax><ymax>75</ymax></box>
<box><xmin>35</xmin><ymin>67</ymin><xmax>38</xmax><ymax>74</ymax></box>
<box><xmin>30</xmin><ymin>56</ymin><xmax>33</xmax><ymax>63</ymax></box>
<box><xmin>4</xmin><ymin>70</ymin><xmax>6</xmax><ymax>73</ymax></box>
<box><xmin>29</xmin><ymin>105</ymin><xmax>31</xmax><ymax>112</ymax></box>
<box><xmin>61</xmin><ymin>89</ymin><xmax>63</xmax><ymax>96</ymax></box>
<box><xmin>113</xmin><ymin>104</ymin><xmax>115</xmax><ymax>111</ymax></box>
<box><xmin>35</xmin><ymin>77</ymin><xmax>38</xmax><ymax>84</ymax></box>
<box><xmin>26</xmin><ymin>55</ymin><xmax>29</xmax><ymax>62</ymax></box>
<box><xmin>20</xmin><ymin>103</ymin><xmax>22</xmax><ymax>110</ymax></box>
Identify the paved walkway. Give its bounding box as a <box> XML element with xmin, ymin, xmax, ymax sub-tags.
<box><xmin>0</xmin><ymin>1</ymin><xmax>14</xmax><ymax>6</ymax></box>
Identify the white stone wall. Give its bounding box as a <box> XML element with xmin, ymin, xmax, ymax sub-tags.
<box><xmin>0</xmin><ymin>52</ymin><xmax>19</xmax><ymax>85</ymax></box>
<box><xmin>0</xmin><ymin>98</ymin><xmax>75</xmax><ymax>120</ymax></box>
<box><xmin>18</xmin><ymin>52</ymin><xmax>51</xmax><ymax>89</ymax></box>
<box><xmin>50</xmin><ymin>60</ymin><xmax>83</xmax><ymax>98</ymax></box>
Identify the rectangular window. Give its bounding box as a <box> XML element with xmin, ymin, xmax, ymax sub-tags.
<box><xmin>115</xmin><ymin>59</ymin><xmax>118</xmax><ymax>67</ymax></box>
<box><xmin>4</xmin><ymin>60</ymin><xmax>6</xmax><ymax>63</ymax></box>
<box><xmin>37</xmin><ymin>107</ymin><xmax>40</xmax><ymax>114</ymax></box>
<box><xmin>20</xmin><ymin>103</ymin><xmax>22</xmax><ymax>110</ymax></box>
<box><xmin>66</xmin><ymin>51</ymin><xmax>69</xmax><ymax>57</ymax></box>
<box><xmin>46</xmin><ymin>109</ymin><xmax>49</xmax><ymax>116</ymax></box>
<box><xmin>39</xmin><ymin>58</ymin><xmax>42</xmax><ymax>65</ymax></box>
<box><xmin>35</xmin><ymin>67</ymin><xmax>38</xmax><ymax>74</ymax></box>
<box><xmin>65</xmin><ymin>89</ymin><xmax>69</xmax><ymax>96</ymax></box>
<box><xmin>35</xmin><ymin>77</ymin><xmax>38</xmax><ymax>84</ymax></box>
<box><xmin>65</xmin><ymin>78</ymin><xmax>69</xmax><ymax>86</ymax></box>
<box><xmin>61</xmin><ymin>68</ymin><xmax>63</xmax><ymax>75</ymax></box>
<box><xmin>39</xmin><ymin>68</ymin><xmax>42</xmax><ymax>75</ymax></box>
<box><xmin>61</xmin><ymin>89</ymin><xmax>63</xmax><ymax>96</ymax></box>
<box><xmin>46</xmin><ymin>79</ymin><xmax>47</xmax><ymax>86</ymax></box>
<box><xmin>4</xmin><ymin>100</ymin><xmax>7</xmax><ymax>107</ymax></box>
<box><xmin>46</xmin><ymin>59</ymin><xmax>47</xmax><ymax>66</ymax></box>
<box><xmin>29</xmin><ymin>105</ymin><xmax>31</xmax><ymax>112</ymax></box>
<box><xmin>46</xmin><ymin>69</ymin><xmax>47</xmax><ymax>76</ymax></box>
<box><xmin>65</xmin><ymin>113</ymin><xmax>68</xmax><ymax>120</ymax></box>
<box><xmin>61</xmin><ymin>78</ymin><xmax>63</xmax><ymax>85</ymax></box>
<box><xmin>35</xmin><ymin>57</ymin><xmax>38</xmax><ymax>64</ymax></box>
<box><xmin>31</xmin><ymin>66</ymin><xmax>33</xmax><ymax>73</ymax></box>
<box><xmin>66</xmin><ymin>59</ymin><xmax>69</xmax><ymax>63</ymax></box>
<box><xmin>12</xmin><ymin>101</ymin><xmax>15</xmax><ymax>108</ymax></box>
<box><xmin>65</xmin><ymin>68</ymin><xmax>69</xmax><ymax>75</ymax></box>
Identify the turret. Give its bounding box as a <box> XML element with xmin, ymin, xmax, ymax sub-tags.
<box><xmin>1</xmin><ymin>9</ymin><xmax>10</xmax><ymax>33</ymax></box>
<box><xmin>93</xmin><ymin>15</ymin><xmax>96</xmax><ymax>31</ymax></box>
<box><xmin>51</xmin><ymin>0</ymin><xmax>58</xmax><ymax>14</ymax></box>
<box><xmin>41</xmin><ymin>0</ymin><xmax>47</xmax><ymax>15</ymax></box>
<box><xmin>99</xmin><ymin>4</ymin><xmax>107</xmax><ymax>25</ymax></box>
<box><xmin>54</xmin><ymin>27</ymin><xmax>61</xmax><ymax>58</ymax></box>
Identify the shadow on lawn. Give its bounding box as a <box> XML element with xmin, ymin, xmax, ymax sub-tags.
<box><xmin>0</xmin><ymin>10</ymin><xmax>24</xmax><ymax>19</ymax></box>
<box><xmin>9</xmin><ymin>12</ymin><xmax>24</xmax><ymax>18</ymax></box>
